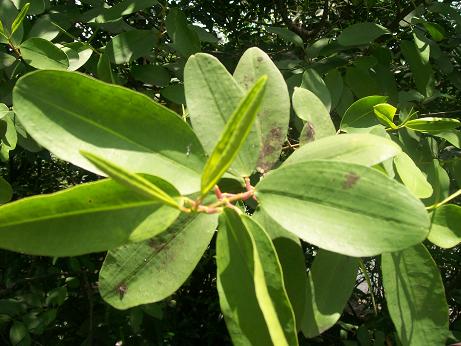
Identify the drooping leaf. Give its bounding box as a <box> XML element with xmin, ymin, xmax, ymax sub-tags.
<box><xmin>0</xmin><ymin>176</ymin><xmax>12</xmax><ymax>204</ymax></box>
<box><xmin>106</xmin><ymin>29</ymin><xmax>159</xmax><ymax>64</ymax></box>
<box><xmin>405</xmin><ymin>117</ymin><xmax>460</xmax><ymax>134</ymax></box>
<box><xmin>216</xmin><ymin>209</ymin><xmax>297</xmax><ymax>346</ymax></box>
<box><xmin>10</xmin><ymin>2</ymin><xmax>29</xmax><ymax>36</ymax></box>
<box><xmin>394</xmin><ymin>152</ymin><xmax>433</xmax><ymax>199</ymax></box>
<box><xmin>13</xmin><ymin>70</ymin><xmax>206</xmax><ymax>194</ymax></box>
<box><xmin>428</xmin><ymin>204</ymin><xmax>461</xmax><ymax>248</ymax></box>
<box><xmin>340</xmin><ymin>95</ymin><xmax>388</xmax><ymax>130</ymax></box>
<box><xmin>382</xmin><ymin>244</ymin><xmax>449</xmax><ymax>346</ymax></box>
<box><xmin>256</xmin><ymin>160</ymin><xmax>429</xmax><ymax>257</ymax></box>
<box><xmin>301</xmin><ymin>250</ymin><xmax>358</xmax><ymax>338</ymax></box>
<box><xmin>184</xmin><ymin>53</ymin><xmax>259</xmax><ymax>176</ymax></box>
<box><xmin>300</xmin><ymin>69</ymin><xmax>331</xmax><ymax>111</ymax></box>
<box><xmin>201</xmin><ymin>76</ymin><xmax>267</xmax><ymax>196</ymax></box>
<box><xmin>20</xmin><ymin>38</ymin><xmax>69</xmax><ymax>70</ymax></box>
<box><xmin>99</xmin><ymin>213</ymin><xmax>217</xmax><ymax>309</ymax></box>
<box><xmin>0</xmin><ymin>177</ymin><xmax>180</xmax><ymax>256</ymax></box>
<box><xmin>266</xmin><ymin>27</ymin><xmax>304</xmax><ymax>48</ymax></box>
<box><xmin>233</xmin><ymin>47</ymin><xmax>290</xmax><ymax>173</ymax></box>
<box><xmin>284</xmin><ymin>133</ymin><xmax>401</xmax><ymax>167</ymax></box>
<box><xmin>253</xmin><ymin>209</ymin><xmax>307</xmax><ymax>331</ymax></box>
<box><xmin>337</xmin><ymin>22</ymin><xmax>389</xmax><ymax>46</ymax></box>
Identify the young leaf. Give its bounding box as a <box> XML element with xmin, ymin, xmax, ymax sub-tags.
<box><xmin>13</xmin><ymin>70</ymin><xmax>206</xmax><ymax>194</ymax></box>
<box><xmin>382</xmin><ymin>244</ymin><xmax>449</xmax><ymax>345</ymax></box>
<box><xmin>301</xmin><ymin>250</ymin><xmax>358</xmax><ymax>337</ymax></box>
<box><xmin>284</xmin><ymin>133</ymin><xmax>401</xmax><ymax>167</ymax></box>
<box><xmin>373</xmin><ymin>103</ymin><xmax>397</xmax><ymax>128</ymax></box>
<box><xmin>99</xmin><ymin>213</ymin><xmax>217</xmax><ymax>309</ymax></box>
<box><xmin>428</xmin><ymin>204</ymin><xmax>461</xmax><ymax>248</ymax></box>
<box><xmin>201</xmin><ymin>75</ymin><xmax>267</xmax><ymax>196</ymax></box>
<box><xmin>80</xmin><ymin>150</ymin><xmax>180</xmax><ymax>210</ymax></box>
<box><xmin>405</xmin><ymin>117</ymin><xmax>461</xmax><ymax>134</ymax></box>
<box><xmin>216</xmin><ymin>209</ymin><xmax>297</xmax><ymax>346</ymax></box>
<box><xmin>0</xmin><ymin>177</ymin><xmax>180</xmax><ymax>256</ymax></box>
<box><xmin>394</xmin><ymin>152</ymin><xmax>433</xmax><ymax>199</ymax></box>
<box><xmin>337</xmin><ymin>22</ymin><xmax>389</xmax><ymax>46</ymax></box>
<box><xmin>10</xmin><ymin>2</ymin><xmax>29</xmax><ymax>36</ymax></box>
<box><xmin>20</xmin><ymin>38</ymin><xmax>69</xmax><ymax>70</ymax></box>
<box><xmin>256</xmin><ymin>160</ymin><xmax>429</xmax><ymax>257</ymax></box>
<box><xmin>340</xmin><ymin>95</ymin><xmax>388</xmax><ymax>130</ymax></box>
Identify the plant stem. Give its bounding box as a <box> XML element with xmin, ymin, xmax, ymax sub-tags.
<box><xmin>426</xmin><ymin>188</ymin><xmax>461</xmax><ymax>210</ymax></box>
<box><xmin>358</xmin><ymin>259</ymin><xmax>378</xmax><ymax>316</ymax></box>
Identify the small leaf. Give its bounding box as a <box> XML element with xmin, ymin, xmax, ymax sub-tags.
<box><xmin>201</xmin><ymin>76</ymin><xmax>267</xmax><ymax>196</ymax></box>
<box><xmin>81</xmin><ymin>151</ymin><xmax>180</xmax><ymax>210</ymax></box>
<box><xmin>394</xmin><ymin>152</ymin><xmax>433</xmax><ymax>199</ymax></box>
<box><xmin>256</xmin><ymin>160</ymin><xmax>429</xmax><ymax>257</ymax></box>
<box><xmin>20</xmin><ymin>38</ymin><xmax>69</xmax><ymax>70</ymax></box>
<box><xmin>99</xmin><ymin>213</ymin><xmax>217</xmax><ymax>309</ymax></box>
<box><xmin>382</xmin><ymin>244</ymin><xmax>449</xmax><ymax>346</ymax></box>
<box><xmin>428</xmin><ymin>204</ymin><xmax>461</xmax><ymax>248</ymax></box>
<box><xmin>10</xmin><ymin>2</ymin><xmax>29</xmax><ymax>36</ymax></box>
<box><xmin>337</xmin><ymin>22</ymin><xmax>389</xmax><ymax>46</ymax></box>
<box><xmin>405</xmin><ymin>117</ymin><xmax>461</xmax><ymax>134</ymax></box>
<box><xmin>373</xmin><ymin>103</ymin><xmax>397</xmax><ymax>128</ymax></box>
<box><xmin>340</xmin><ymin>95</ymin><xmax>388</xmax><ymax>130</ymax></box>
<box><xmin>266</xmin><ymin>27</ymin><xmax>303</xmax><ymax>48</ymax></box>
<box><xmin>0</xmin><ymin>176</ymin><xmax>13</xmax><ymax>204</ymax></box>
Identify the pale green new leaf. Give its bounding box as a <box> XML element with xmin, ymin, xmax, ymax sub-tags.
<box><xmin>394</xmin><ymin>152</ymin><xmax>433</xmax><ymax>199</ymax></box>
<box><xmin>216</xmin><ymin>209</ymin><xmax>297</xmax><ymax>346</ymax></box>
<box><xmin>256</xmin><ymin>160</ymin><xmax>429</xmax><ymax>257</ymax></box>
<box><xmin>13</xmin><ymin>70</ymin><xmax>206</xmax><ymax>194</ymax></box>
<box><xmin>20</xmin><ymin>38</ymin><xmax>69</xmax><ymax>70</ymax></box>
<box><xmin>99</xmin><ymin>213</ymin><xmax>217</xmax><ymax>309</ymax></box>
<box><xmin>382</xmin><ymin>244</ymin><xmax>449</xmax><ymax>346</ymax></box>
<box><xmin>373</xmin><ymin>103</ymin><xmax>397</xmax><ymax>128</ymax></box>
<box><xmin>10</xmin><ymin>2</ymin><xmax>28</xmax><ymax>36</ymax></box>
<box><xmin>201</xmin><ymin>76</ymin><xmax>267</xmax><ymax>196</ymax></box>
<box><xmin>284</xmin><ymin>133</ymin><xmax>401</xmax><ymax>167</ymax></box>
<box><xmin>405</xmin><ymin>117</ymin><xmax>460</xmax><ymax>134</ymax></box>
<box><xmin>302</xmin><ymin>250</ymin><xmax>358</xmax><ymax>337</ymax></box>
<box><xmin>340</xmin><ymin>95</ymin><xmax>388</xmax><ymax>130</ymax></box>
<box><xmin>428</xmin><ymin>204</ymin><xmax>461</xmax><ymax>248</ymax></box>
<box><xmin>81</xmin><ymin>151</ymin><xmax>180</xmax><ymax>209</ymax></box>
<box><xmin>0</xmin><ymin>177</ymin><xmax>180</xmax><ymax>256</ymax></box>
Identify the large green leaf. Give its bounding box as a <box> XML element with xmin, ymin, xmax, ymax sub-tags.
<box><xmin>340</xmin><ymin>95</ymin><xmax>388</xmax><ymax>130</ymax></box>
<box><xmin>106</xmin><ymin>29</ymin><xmax>159</xmax><ymax>64</ymax></box>
<box><xmin>301</xmin><ymin>250</ymin><xmax>358</xmax><ymax>338</ymax></box>
<box><xmin>253</xmin><ymin>209</ymin><xmax>307</xmax><ymax>331</ymax></box>
<box><xmin>201</xmin><ymin>76</ymin><xmax>267</xmax><ymax>196</ymax></box>
<box><xmin>428</xmin><ymin>204</ymin><xmax>461</xmax><ymax>248</ymax></box>
<box><xmin>300</xmin><ymin>69</ymin><xmax>331</xmax><ymax>111</ymax></box>
<box><xmin>256</xmin><ymin>160</ymin><xmax>429</xmax><ymax>257</ymax></box>
<box><xmin>20</xmin><ymin>38</ymin><xmax>69</xmax><ymax>70</ymax></box>
<box><xmin>382</xmin><ymin>244</ymin><xmax>449</xmax><ymax>345</ymax></box>
<box><xmin>99</xmin><ymin>213</ymin><xmax>217</xmax><ymax>309</ymax></box>
<box><xmin>184</xmin><ymin>53</ymin><xmax>259</xmax><ymax>177</ymax></box>
<box><xmin>233</xmin><ymin>47</ymin><xmax>290</xmax><ymax>173</ymax></box>
<box><xmin>216</xmin><ymin>209</ymin><xmax>297</xmax><ymax>346</ymax></box>
<box><xmin>165</xmin><ymin>8</ymin><xmax>200</xmax><ymax>57</ymax></box>
<box><xmin>337</xmin><ymin>22</ymin><xmax>389</xmax><ymax>46</ymax></box>
<box><xmin>394</xmin><ymin>152</ymin><xmax>433</xmax><ymax>199</ymax></box>
<box><xmin>284</xmin><ymin>133</ymin><xmax>401</xmax><ymax>167</ymax></box>
<box><xmin>13</xmin><ymin>70</ymin><xmax>205</xmax><ymax>194</ymax></box>
<box><xmin>0</xmin><ymin>177</ymin><xmax>180</xmax><ymax>256</ymax></box>
<box><xmin>293</xmin><ymin>87</ymin><xmax>335</xmax><ymax>144</ymax></box>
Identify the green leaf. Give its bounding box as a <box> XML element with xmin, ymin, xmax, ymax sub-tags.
<box><xmin>188</xmin><ymin>24</ymin><xmax>218</xmax><ymax>44</ymax></box>
<box><xmin>9</xmin><ymin>321</ymin><xmax>30</xmax><ymax>346</ymax></box>
<box><xmin>99</xmin><ymin>213</ymin><xmax>217</xmax><ymax>309</ymax></box>
<box><xmin>345</xmin><ymin>66</ymin><xmax>379</xmax><ymax>99</ymax></box>
<box><xmin>256</xmin><ymin>160</ymin><xmax>429</xmax><ymax>257</ymax></box>
<box><xmin>27</xmin><ymin>15</ymin><xmax>60</xmax><ymax>41</ymax></box>
<box><xmin>13</xmin><ymin>70</ymin><xmax>206</xmax><ymax>194</ymax></box>
<box><xmin>382</xmin><ymin>244</ymin><xmax>449</xmax><ymax>345</ymax></box>
<box><xmin>2</xmin><ymin>114</ymin><xmax>17</xmax><ymax>151</ymax></box>
<box><xmin>340</xmin><ymin>95</ymin><xmax>388</xmax><ymax>130</ymax></box>
<box><xmin>201</xmin><ymin>76</ymin><xmax>267</xmax><ymax>196</ymax></box>
<box><xmin>300</xmin><ymin>69</ymin><xmax>332</xmax><ymax>111</ymax></box>
<box><xmin>0</xmin><ymin>52</ymin><xmax>16</xmax><ymax>69</ymax></box>
<box><xmin>131</xmin><ymin>64</ymin><xmax>170</xmax><ymax>87</ymax></box>
<box><xmin>324</xmin><ymin>69</ymin><xmax>344</xmax><ymax>110</ymax></box>
<box><xmin>0</xmin><ymin>176</ymin><xmax>12</xmax><ymax>204</ymax></box>
<box><xmin>217</xmin><ymin>209</ymin><xmax>297</xmax><ymax>346</ymax></box>
<box><xmin>266</xmin><ymin>27</ymin><xmax>303</xmax><ymax>48</ymax></box>
<box><xmin>160</xmin><ymin>84</ymin><xmax>185</xmax><ymax>105</ymax></box>
<box><xmin>394</xmin><ymin>152</ymin><xmax>433</xmax><ymax>199</ymax></box>
<box><xmin>422</xmin><ymin>21</ymin><xmax>446</xmax><ymax>42</ymax></box>
<box><xmin>428</xmin><ymin>204</ymin><xmax>461</xmax><ymax>248</ymax></box>
<box><xmin>94</xmin><ymin>0</ymin><xmax>157</xmax><ymax>23</ymax></box>
<box><xmin>165</xmin><ymin>9</ymin><xmax>200</xmax><ymax>57</ymax></box>
<box><xmin>405</xmin><ymin>117</ymin><xmax>460</xmax><ymax>134</ymax></box>
<box><xmin>0</xmin><ymin>103</ymin><xmax>9</xmax><ymax>120</ymax></box>
<box><xmin>0</xmin><ymin>0</ymin><xmax>23</xmax><ymax>45</ymax></box>
<box><xmin>80</xmin><ymin>151</ymin><xmax>181</xmax><ymax>210</ymax></box>
<box><xmin>106</xmin><ymin>29</ymin><xmax>159</xmax><ymax>64</ymax></box>
<box><xmin>293</xmin><ymin>87</ymin><xmax>335</xmax><ymax>144</ymax></box>
<box><xmin>63</xmin><ymin>42</ymin><xmax>93</xmax><ymax>71</ymax></box>
<box><xmin>0</xmin><ymin>177</ymin><xmax>180</xmax><ymax>256</ymax></box>
<box><xmin>233</xmin><ymin>47</ymin><xmax>290</xmax><ymax>173</ymax></box>
<box><xmin>373</xmin><ymin>103</ymin><xmax>397</xmax><ymax>128</ymax></box>
<box><xmin>20</xmin><ymin>38</ymin><xmax>69</xmax><ymax>70</ymax></box>
<box><xmin>253</xmin><ymin>209</ymin><xmax>307</xmax><ymax>331</ymax></box>
<box><xmin>284</xmin><ymin>133</ymin><xmax>401</xmax><ymax>167</ymax></box>
<box><xmin>337</xmin><ymin>22</ymin><xmax>389</xmax><ymax>46</ymax></box>
<box><xmin>301</xmin><ymin>250</ymin><xmax>358</xmax><ymax>337</ymax></box>
<box><xmin>10</xmin><ymin>2</ymin><xmax>29</xmax><ymax>36</ymax></box>
<box><xmin>184</xmin><ymin>53</ymin><xmax>259</xmax><ymax>176</ymax></box>
<box><xmin>434</xmin><ymin>130</ymin><xmax>461</xmax><ymax>148</ymax></box>
<box><xmin>97</xmin><ymin>51</ymin><xmax>115</xmax><ymax>83</ymax></box>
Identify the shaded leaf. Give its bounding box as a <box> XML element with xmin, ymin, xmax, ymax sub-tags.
<box><xmin>266</xmin><ymin>27</ymin><xmax>303</xmax><ymax>48</ymax></box>
<box><xmin>20</xmin><ymin>38</ymin><xmax>69</xmax><ymax>70</ymax></box>
<box><xmin>106</xmin><ymin>29</ymin><xmax>158</xmax><ymax>64</ymax></box>
<box><xmin>300</xmin><ymin>69</ymin><xmax>331</xmax><ymax>111</ymax></box>
<box><xmin>337</xmin><ymin>22</ymin><xmax>389</xmax><ymax>46</ymax></box>
<box><xmin>0</xmin><ymin>176</ymin><xmax>12</xmax><ymax>204</ymax></box>
<box><xmin>394</xmin><ymin>152</ymin><xmax>433</xmax><ymax>199</ymax></box>
<box><xmin>428</xmin><ymin>204</ymin><xmax>461</xmax><ymax>248</ymax></box>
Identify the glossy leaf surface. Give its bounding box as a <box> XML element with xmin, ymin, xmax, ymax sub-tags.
<box><xmin>20</xmin><ymin>38</ymin><xmax>69</xmax><ymax>70</ymax></box>
<box><xmin>394</xmin><ymin>152</ymin><xmax>433</xmax><ymax>199</ymax></box>
<box><xmin>340</xmin><ymin>95</ymin><xmax>388</xmax><ymax>130</ymax></box>
<box><xmin>405</xmin><ymin>117</ymin><xmax>460</xmax><ymax>134</ymax></box>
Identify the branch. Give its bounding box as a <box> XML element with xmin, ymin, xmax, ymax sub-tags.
<box><xmin>274</xmin><ymin>0</ymin><xmax>314</xmax><ymax>41</ymax></box>
<box><xmin>387</xmin><ymin>0</ymin><xmax>426</xmax><ymax>30</ymax></box>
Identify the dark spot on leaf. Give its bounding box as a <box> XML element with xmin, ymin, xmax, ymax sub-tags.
<box><xmin>342</xmin><ymin>172</ymin><xmax>360</xmax><ymax>189</ymax></box>
<box><xmin>88</xmin><ymin>199</ymin><xmax>92</xmax><ymax>203</ymax></box>
<box><xmin>304</xmin><ymin>122</ymin><xmax>316</xmax><ymax>142</ymax></box>
<box><xmin>148</xmin><ymin>238</ymin><xmax>165</xmax><ymax>252</ymax></box>
<box><xmin>117</xmin><ymin>283</ymin><xmax>128</xmax><ymax>300</ymax></box>
<box><xmin>257</xmin><ymin>56</ymin><xmax>263</xmax><ymax>62</ymax></box>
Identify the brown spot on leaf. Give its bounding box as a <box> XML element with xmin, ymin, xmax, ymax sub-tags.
<box><xmin>342</xmin><ymin>172</ymin><xmax>360</xmax><ymax>189</ymax></box>
<box><xmin>257</xmin><ymin>56</ymin><xmax>263</xmax><ymax>62</ymax></box>
<box><xmin>117</xmin><ymin>283</ymin><xmax>128</xmax><ymax>300</ymax></box>
<box><xmin>148</xmin><ymin>238</ymin><xmax>165</xmax><ymax>252</ymax></box>
<box><xmin>304</xmin><ymin>122</ymin><xmax>316</xmax><ymax>142</ymax></box>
